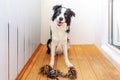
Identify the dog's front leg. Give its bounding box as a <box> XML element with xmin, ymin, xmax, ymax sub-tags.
<box><xmin>49</xmin><ymin>42</ymin><xmax>56</xmax><ymax>67</ymax></box>
<box><xmin>63</xmin><ymin>42</ymin><xmax>73</xmax><ymax>67</ymax></box>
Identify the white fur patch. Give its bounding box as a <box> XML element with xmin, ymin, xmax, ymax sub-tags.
<box><xmin>50</xmin><ymin>21</ymin><xmax>67</xmax><ymax>54</ymax></box>
<box><xmin>56</xmin><ymin>8</ymin><xmax>66</xmax><ymax>23</ymax></box>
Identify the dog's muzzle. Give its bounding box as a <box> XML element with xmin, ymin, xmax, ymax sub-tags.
<box><xmin>57</xmin><ymin>21</ymin><xmax>64</xmax><ymax>26</ymax></box>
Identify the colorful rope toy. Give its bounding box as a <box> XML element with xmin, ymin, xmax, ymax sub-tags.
<box><xmin>40</xmin><ymin>65</ymin><xmax>77</xmax><ymax>80</ymax></box>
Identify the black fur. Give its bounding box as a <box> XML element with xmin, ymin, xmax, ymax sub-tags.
<box><xmin>52</xmin><ymin>5</ymin><xmax>62</xmax><ymax>21</ymax></box>
<box><xmin>64</xmin><ymin>9</ymin><xmax>75</xmax><ymax>26</ymax></box>
<box><xmin>53</xmin><ymin>5</ymin><xmax>62</xmax><ymax>12</ymax></box>
<box><xmin>66</xmin><ymin>26</ymin><xmax>70</xmax><ymax>33</ymax></box>
<box><xmin>47</xmin><ymin>38</ymin><xmax>52</xmax><ymax>54</ymax></box>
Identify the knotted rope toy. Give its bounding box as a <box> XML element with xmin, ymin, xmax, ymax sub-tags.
<box><xmin>40</xmin><ymin>65</ymin><xmax>77</xmax><ymax>80</ymax></box>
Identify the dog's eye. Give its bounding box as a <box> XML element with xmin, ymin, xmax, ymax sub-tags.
<box><xmin>58</xmin><ymin>11</ymin><xmax>60</xmax><ymax>14</ymax></box>
<box><xmin>56</xmin><ymin>11</ymin><xmax>61</xmax><ymax>15</ymax></box>
<box><xmin>64</xmin><ymin>13</ymin><xmax>67</xmax><ymax>17</ymax></box>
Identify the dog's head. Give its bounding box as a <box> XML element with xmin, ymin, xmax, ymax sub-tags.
<box><xmin>52</xmin><ymin>5</ymin><xmax>75</xmax><ymax>26</ymax></box>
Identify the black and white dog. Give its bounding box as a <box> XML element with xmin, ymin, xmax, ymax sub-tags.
<box><xmin>47</xmin><ymin>5</ymin><xmax>75</xmax><ymax>68</ymax></box>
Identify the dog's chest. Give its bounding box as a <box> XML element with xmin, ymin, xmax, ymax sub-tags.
<box><xmin>55</xmin><ymin>29</ymin><xmax>66</xmax><ymax>39</ymax></box>
<box><xmin>51</xmin><ymin>25</ymin><xmax>67</xmax><ymax>54</ymax></box>
<box><xmin>51</xmin><ymin>25</ymin><xmax>67</xmax><ymax>42</ymax></box>
<box><xmin>50</xmin><ymin>22</ymin><xmax>68</xmax><ymax>54</ymax></box>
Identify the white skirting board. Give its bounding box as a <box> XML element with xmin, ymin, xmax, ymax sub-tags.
<box><xmin>101</xmin><ymin>44</ymin><xmax>120</xmax><ymax>70</ymax></box>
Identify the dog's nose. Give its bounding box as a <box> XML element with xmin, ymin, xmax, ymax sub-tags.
<box><xmin>59</xmin><ymin>17</ymin><xmax>63</xmax><ymax>21</ymax></box>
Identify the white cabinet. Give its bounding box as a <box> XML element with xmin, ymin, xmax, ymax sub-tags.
<box><xmin>0</xmin><ymin>0</ymin><xmax>9</xmax><ymax>79</ymax></box>
<box><xmin>24</xmin><ymin>25</ymin><xmax>30</xmax><ymax>64</ymax></box>
<box><xmin>9</xmin><ymin>24</ymin><xmax>18</xmax><ymax>80</ymax></box>
<box><xmin>18</xmin><ymin>25</ymin><xmax>25</xmax><ymax>73</ymax></box>
<box><xmin>0</xmin><ymin>26</ymin><xmax>9</xmax><ymax>80</ymax></box>
<box><xmin>8</xmin><ymin>0</ymin><xmax>18</xmax><ymax>79</ymax></box>
<box><xmin>0</xmin><ymin>0</ymin><xmax>41</xmax><ymax>80</ymax></box>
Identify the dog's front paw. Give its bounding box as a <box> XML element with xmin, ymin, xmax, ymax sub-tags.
<box><xmin>49</xmin><ymin>63</ymin><xmax>54</xmax><ymax>68</ymax></box>
<box><xmin>66</xmin><ymin>62</ymin><xmax>73</xmax><ymax>67</ymax></box>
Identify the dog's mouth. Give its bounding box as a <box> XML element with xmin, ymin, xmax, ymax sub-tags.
<box><xmin>57</xmin><ymin>21</ymin><xmax>64</xmax><ymax>26</ymax></box>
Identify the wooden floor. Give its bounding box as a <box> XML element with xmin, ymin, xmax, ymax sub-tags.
<box><xmin>18</xmin><ymin>44</ymin><xmax>120</xmax><ymax>80</ymax></box>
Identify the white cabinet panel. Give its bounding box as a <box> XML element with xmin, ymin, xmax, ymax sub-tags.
<box><xmin>8</xmin><ymin>0</ymin><xmax>18</xmax><ymax>79</ymax></box>
<box><xmin>9</xmin><ymin>24</ymin><xmax>17</xmax><ymax>80</ymax></box>
<box><xmin>0</xmin><ymin>0</ymin><xmax>8</xmax><ymax>79</ymax></box>
<box><xmin>0</xmin><ymin>26</ymin><xmax>8</xmax><ymax>80</ymax></box>
<box><xmin>29</xmin><ymin>25</ymin><xmax>33</xmax><ymax>56</ymax></box>
<box><xmin>24</xmin><ymin>25</ymin><xmax>30</xmax><ymax>63</ymax></box>
<box><xmin>18</xmin><ymin>25</ymin><xmax>25</xmax><ymax>73</ymax></box>
<box><xmin>30</xmin><ymin>25</ymin><xmax>36</xmax><ymax>55</ymax></box>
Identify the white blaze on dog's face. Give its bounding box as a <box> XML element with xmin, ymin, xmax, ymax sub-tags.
<box><xmin>56</xmin><ymin>8</ymin><xmax>66</xmax><ymax>26</ymax></box>
<box><xmin>52</xmin><ymin>5</ymin><xmax>75</xmax><ymax>27</ymax></box>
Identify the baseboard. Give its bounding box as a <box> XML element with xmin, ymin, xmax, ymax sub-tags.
<box><xmin>101</xmin><ymin>44</ymin><xmax>120</xmax><ymax>70</ymax></box>
<box><xmin>15</xmin><ymin>43</ymin><xmax>42</xmax><ymax>80</ymax></box>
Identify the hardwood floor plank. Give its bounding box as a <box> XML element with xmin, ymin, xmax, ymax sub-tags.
<box><xmin>39</xmin><ymin>46</ymin><xmax>51</xmax><ymax>80</ymax></box>
<box><xmin>91</xmin><ymin>46</ymin><xmax>120</xmax><ymax>80</ymax></box>
<box><xmin>56</xmin><ymin>54</ymin><xmax>68</xmax><ymax>80</ymax></box>
<box><xmin>81</xmin><ymin>45</ymin><xmax>113</xmax><ymax>80</ymax></box>
<box><xmin>20</xmin><ymin>45</ymin><xmax>44</xmax><ymax>80</ymax></box>
<box><xmin>32</xmin><ymin>46</ymin><xmax>48</xmax><ymax>80</ymax></box>
<box><xmin>68</xmin><ymin>45</ymin><xmax>83</xmax><ymax>80</ymax></box>
<box><xmin>24</xmin><ymin>45</ymin><xmax>45</xmax><ymax>80</ymax></box>
<box><xmin>73</xmin><ymin>45</ymin><xmax>97</xmax><ymax>80</ymax></box>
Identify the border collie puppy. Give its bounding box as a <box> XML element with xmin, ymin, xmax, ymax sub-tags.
<box><xmin>47</xmin><ymin>5</ymin><xmax>75</xmax><ymax>67</ymax></box>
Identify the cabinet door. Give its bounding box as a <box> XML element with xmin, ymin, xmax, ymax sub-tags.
<box><xmin>18</xmin><ymin>24</ymin><xmax>25</xmax><ymax>73</ymax></box>
<box><xmin>0</xmin><ymin>0</ymin><xmax>9</xmax><ymax>80</ymax></box>
<box><xmin>0</xmin><ymin>26</ymin><xmax>8</xmax><ymax>80</ymax></box>
<box><xmin>9</xmin><ymin>24</ymin><xmax>18</xmax><ymax>80</ymax></box>
<box><xmin>8</xmin><ymin>0</ymin><xmax>18</xmax><ymax>79</ymax></box>
<box><xmin>24</xmin><ymin>25</ymin><xmax>30</xmax><ymax>64</ymax></box>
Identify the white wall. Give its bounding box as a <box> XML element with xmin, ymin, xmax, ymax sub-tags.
<box><xmin>95</xmin><ymin>0</ymin><xmax>120</xmax><ymax>69</ymax></box>
<box><xmin>95</xmin><ymin>0</ymin><xmax>106</xmax><ymax>47</ymax></box>
<box><xmin>40</xmin><ymin>0</ymin><xmax>100</xmax><ymax>44</ymax></box>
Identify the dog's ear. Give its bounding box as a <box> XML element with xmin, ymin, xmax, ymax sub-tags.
<box><xmin>68</xmin><ymin>9</ymin><xmax>75</xmax><ymax>17</ymax></box>
<box><xmin>71</xmin><ymin>10</ymin><xmax>75</xmax><ymax>17</ymax></box>
<box><xmin>53</xmin><ymin>5</ymin><xmax>62</xmax><ymax>11</ymax></box>
<box><xmin>70</xmin><ymin>9</ymin><xmax>75</xmax><ymax>17</ymax></box>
